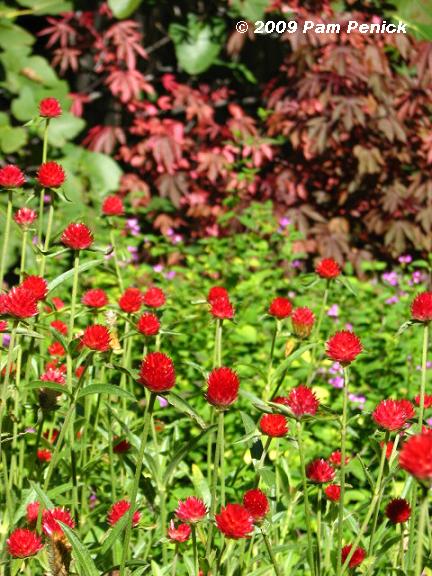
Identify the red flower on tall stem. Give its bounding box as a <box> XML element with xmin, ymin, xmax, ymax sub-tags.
<box><xmin>119</xmin><ymin>287</ymin><xmax>142</xmax><ymax>313</ymax></box>
<box><xmin>385</xmin><ymin>498</ymin><xmax>411</xmax><ymax>524</ymax></box>
<box><xmin>37</xmin><ymin>162</ymin><xmax>66</xmax><ymax>188</ymax></box>
<box><xmin>286</xmin><ymin>385</ymin><xmax>319</xmax><ymax>417</ymax></box>
<box><xmin>259</xmin><ymin>414</ymin><xmax>288</xmax><ymax>437</ymax></box>
<box><xmin>306</xmin><ymin>459</ymin><xmax>335</xmax><ymax>483</ymax></box>
<box><xmin>372</xmin><ymin>399</ymin><xmax>414</xmax><ymax>431</ymax></box>
<box><xmin>5</xmin><ymin>286</ymin><xmax>39</xmax><ymax>318</ymax></box>
<box><xmin>107</xmin><ymin>500</ymin><xmax>140</xmax><ymax>527</ymax></box>
<box><xmin>175</xmin><ymin>497</ymin><xmax>207</xmax><ymax>523</ymax></box>
<box><xmin>316</xmin><ymin>258</ymin><xmax>341</xmax><ymax>279</ymax></box>
<box><xmin>81</xmin><ymin>324</ymin><xmax>111</xmax><ymax>352</ymax></box>
<box><xmin>243</xmin><ymin>489</ymin><xmax>269</xmax><ymax>521</ymax></box>
<box><xmin>208</xmin><ymin>286</ymin><xmax>229</xmax><ymax>304</ymax></box>
<box><xmin>411</xmin><ymin>292</ymin><xmax>432</xmax><ymax>322</ymax></box>
<box><xmin>341</xmin><ymin>545</ymin><xmax>366</xmax><ymax>569</ymax></box>
<box><xmin>399</xmin><ymin>433</ymin><xmax>432</xmax><ymax>480</ymax></box>
<box><xmin>324</xmin><ymin>484</ymin><xmax>341</xmax><ymax>502</ymax></box>
<box><xmin>42</xmin><ymin>507</ymin><xmax>75</xmax><ymax>536</ymax></box>
<box><xmin>21</xmin><ymin>275</ymin><xmax>48</xmax><ymax>301</ymax></box>
<box><xmin>61</xmin><ymin>223</ymin><xmax>93</xmax><ymax>250</ymax></box>
<box><xmin>137</xmin><ymin>312</ymin><xmax>160</xmax><ymax>336</ymax></box>
<box><xmin>215</xmin><ymin>504</ymin><xmax>254</xmax><ymax>539</ymax></box>
<box><xmin>292</xmin><ymin>307</ymin><xmax>315</xmax><ymax>338</ymax></box>
<box><xmin>210</xmin><ymin>297</ymin><xmax>234</xmax><ymax>319</ymax></box>
<box><xmin>168</xmin><ymin>520</ymin><xmax>191</xmax><ymax>542</ymax></box>
<box><xmin>325</xmin><ymin>331</ymin><xmax>362</xmax><ymax>364</ymax></box>
<box><xmin>206</xmin><ymin>367</ymin><xmax>239</xmax><ymax>408</ymax></box>
<box><xmin>81</xmin><ymin>288</ymin><xmax>108</xmax><ymax>308</ymax></box>
<box><xmin>268</xmin><ymin>297</ymin><xmax>292</xmax><ymax>319</ymax></box>
<box><xmin>0</xmin><ymin>165</ymin><xmax>25</xmax><ymax>188</ymax></box>
<box><xmin>39</xmin><ymin>97</ymin><xmax>62</xmax><ymax>118</ymax></box>
<box><xmin>7</xmin><ymin>528</ymin><xmax>43</xmax><ymax>558</ymax></box>
<box><xmin>143</xmin><ymin>287</ymin><xmax>166</xmax><ymax>308</ymax></box>
<box><xmin>102</xmin><ymin>195</ymin><xmax>124</xmax><ymax>216</ymax></box>
<box><xmin>14</xmin><ymin>207</ymin><xmax>37</xmax><ymax>226</ymax></box>
<box><xmin>139</xmin><ymin>352</ymin><xmax>175</xmax><ymax>393</ymax></box>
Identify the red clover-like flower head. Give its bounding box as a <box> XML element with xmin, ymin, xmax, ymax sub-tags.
<box><xmin>143</xmin><ymin>287</ymin><xmax>166</xmax><ymax>308</ymax></box>
<box><xmin>175</xmin><ymin>497</ymin><xmax>207</xmax><ymax>523</ymax></box>
<box><xmin>37</xmin><ymin>162</ymin><xmax>66</xmax><ymax>188</ymax></box>
<box><xmin>119</xmin><ymin>287</ymin><xmax>142</xmax><ymax>313</ymax></box>
<box><xmin>39</xmin><ymin>97</ymin><xmax>62</xmax><ymax>118</ymax></box>
<box><xmin>316</xmin><ymin>258</ymin><xmax>341</xmax><ymax>279</ymax></box>
<box><xmin>215</xmin><ymin>504</ymin><xmax>254</xmax><ymax>539</ymax></box>
<box><xmin>81</xmin><ymin>288</ymin><xmax>108</xmax><ymax>308</ymax></box>
<box><xmin>61</xmin><ymin>223</ymin><xmax>93</xmax><ymax>250</ymax></box>
<box><xmin>259</xmin><ymin>414</ymin><xmax>288</xmax><ymax>437</ymax></box>
<box><xmin>137</xmin><ymin>312</ymin><xmax>160</xmax><ymax>336</ymax></box>
<box><xmin>5</xmin><ymin>286</ymin><xmax>39</xmax><ymax>318</ymax></box>
<box><xmin>411</xmin><ymin>292</ymin><xmax>432</xmax><ymax>322</ymax></box>
<box><xmin>14</xmin><ymin>207</ymin><xmax>37</xmax><ymax>227</ymax></box>
<box><xmin>7</xmin><ymin>528</ymin><xmax>43</xmax><ymax>558</ymax></box>
<box><xmin>139</xmin><ymin>352</ymin><xmax>175</xmax><ymax>393</ymax></box>
<box><xmin>341</xmin><ymin>545</ymin><xmax>366</xmax><ymax>569</ymax></box>
<box><xmin>0</xmin><ymin>165</ymin><xmax>25</xmax><ymax>188</ymax></box>
<box><xmin>107</xmin><ymin>500</ymin><xmax>140</xmax><ymax>527</ymax></box>
<box><xmin>168</xmin><ymin>520</ymin><xmax>191</xmax><ymax>542</ymax></box>
<box><xmin>42</xmin><ymin>507</ymin><xmax>75</xmax><ymax>536</ymax></box>
<box><xmin>325</xmin><ymin>331</ymin><xmax>362</xmax><ymax>365</ymax></box>
<box><xmin>324</xmin><ymin>484</ymin><xmax>341</xmax><ymax>502</ymax></box>
<box><xmin>206</xmin><ymin>367</ymin><xmax>239</xmax><ymax>408</ymax></box>
<box><xmin>286</xmin><ymin>385</ymin><xmax>319</xmax><ymax>418</ymax></box>
<box><xmin>385</xmin><ymin>498</ymin><xmax>411</xmax><ymax>524</ymax></box>
<box><xmin>21</xmin><ymin>275</ymin><xmax>48</xmax><ymax>301</ymax></box>
<box><xmin>372</xmin><ymin>399</ymin><xmax>415</xmax><ymax>431</ymax></box>
<box><xmin>102</xmin><ymin>195</ymin><xmax>124</xmax><ymax>216</ymax></box>
<box><xmin>242</xmin><ymin>489</ymin><xmax>269</xmax><ymax>522</ymax></box>
<box><xmin>268</xmin><ymin>297</ymin><xmax>292</xmax><ymax>319</ymax></box>
<box><xmin>306</xmin><ymin>459</ymin><xmax>335</xmax><ymax>483</ymax></box>
<box><xmin>81</xmin><ymin>325</ymin><xmax>111</xmax><ymax>352</ymax></box>
<box><xmin>399</xmin><ymin>433</ymin><xmax>432</xmax><ymax>481</ymax></box>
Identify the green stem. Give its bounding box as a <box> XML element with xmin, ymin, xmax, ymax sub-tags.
<box><xmin>316</xmin><ymin>487</ymin><xmax>322</xmax><ymax>575</ymax></box>
<box><xmin>341</xmin><ymin>437</ymin><xmax>388</xmax><ymax>574</ymax></box>
<box><xmin>261</xmin><ymin>529</ymin><xmax>283</xmax><ymax>576</ymax></box>
<box><xmin>399</xmin><ymin>524</ymin><xmax>405</xmax><ymax>569</ymax></box>
<box><xmin>368</xmin><ymin>431</ymin><xmax>390</xmax><ymax>554</ymax></box>
<box><xmin>160</xmin><ymin>489</ymin><xmax>167</xmax><ymax>563</ymax></box>
<box><xmin>415</xmin><ymin>493</ymin><xmax>428</xmax><ymax>576</ymax></box>
<box><xmin>68</xmin><ymin>252</ymin><xmax>80</xmax><ymax>341</ymax></box>
<box><xmin>206</xmin><ymin>409</ymin><xmax>224</xmax><ymax>559</ymax></box>
<box><xmin>37</xmin><ymin>118</ymin><xmax>49</xmax><ymax>245</ymax></box>
<box><xmin>39</xmin><ymin>195</ymin><xmax>54</xmax><ymax>277</ymax></box>
<box><xmin>418</xmin><ymin>323</ymin><xmax>429</xmax><ymax>429</ymax></box>
<box><xmin>0</xmin><ymin>189</ymin><xmax>13</xmax><ymax>288</ymax></box>
<box><xmin>110</xmin><ymin>227</ymin><xmax>124</xmax><ymax>292</ymax></box>
<box><xmin>19</xmin><ymin>228</ymin><xmax>28</xmax><ymax>281</ymax></box>
<box><xmin>171</xmin><ymin>545</ymin><xmax>179</xmax><ymax>576</ymax></box>
<box><xmin>336</xmin><ymin>365</ymin><xmax>349</xmax><ymax>576</ymax></box>
<box><xmin>266</xmin><ymin>321</ymin><xmax>279</xmax><ymax>399</ymax></box>
<box><xmin>297</xmin><ymin>421</ymin><xmax>316</xmax><ymax>576</ymax></box>
<box><xmin>119</xmin><ymin>393</ymin><xmax>156</xmax><ymax>576</ymax></box>
<box><xmin>0</xmin><ymin>321</ymin><xmax>18</xmax><ymax>460</ymax></box>
<box><xmin>192</xmin><ymin>525</ymin><xmax>198</xmax><ymax>576</ymax></box>
<box><xmin>307</xmin><ymin>281</ymin><xmax>329</xmax><ymax>386</ymax></box>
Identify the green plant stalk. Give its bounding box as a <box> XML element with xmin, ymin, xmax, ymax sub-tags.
<box><xmin>0</xmin><ymin>320</ymin><xmax>18</xmax><ymax>462</ymax></box>
<box><xmin>19</xmin><ymin>228</ymin><xmax>28</xmax><ymax>281</ymax></box>
<box><xmin>119</xmin><ymin>393</ymin><xmax>156</xmax><ymax>576</ymax></box>
<box><xmin>192</xmin><ymin>525</ymin><xmax>198</xmax><ymax>576</ymax></box>
<box><xmin>316</xmin><ymin>486</ymin><xmax>322</xmax><ymax>576</ymax></box>
<box><xmin>266</xmin><ymin>320</ymin><xmax>279</xmax><ymax>398</ymax></box>
<box><xmin>160</xmin><ymin>488</ymin><xmax>168</xmax><ymax>563</ymax></box>
<box><xmin>39</xmin><ymin>192</ymin><xmax>54</xmax><ymax>277</ymax></box>
<box><xmin>399</xmin><ymin>523</ymin><xmax>405</xmax><ymax>569</ymax></box>
<box><xmin>171</xmin><ymin>544</ymin><xmax>179</xmax><ymax>576</ymax></box>
<box><xmin>110</xmin><ymin>227</ymin><xmax>124</xmax><ymax>292</ymax></box>
<box><xmin>297</xmin><ymin>421</ymin><xmax>316</xmax><ymax>576</ymax></box>
<box><xmin>206</xmin><ymin>409</ymin><xmax>224</xmax><ymax>559</ymax></box>
<box><xmin>208</xmin><ymin>319</ymin><xmax>223</xmax><ymax>487</ymax></box>
<box><xmin>415</xmin><ymin>492</ymin><xmax>428</xmax><ymax>576</ymax></box>
<box><xmin>37</xmin><ymin>118</ymin><xmax>49</xmax><ymax>246</ymax></box>
<box><xmin>341</xmin><ymin>437</ymin><xmax>388</xmax><ymax>574</ymax></box>
<box><xmin>407</xmin><ymin>323</ymin><xmax>429</xmax><ymax>571</ymax></box>
<box><xmin>0</xmin><ymin>189</ymin><xmax>13</xmax><ymax>289</ymax></box>
<box><xmin>307</xmin><ymin>281</ymin><xmax>329</xmax><ymax>386</ymax></box>
<box><xmin>336</xmin><ymin>365</ymin><xmax>350</xmax><ymax>576</ymax></box>
<box><xmin>261</xmin><ymin>528</ymin><xmax>283</xmax><ymax>576</ymax></box>
<box><xmin>368</xmin><ymin>431</ymin><xmax>390</xmax><ymax>554</ymax></box>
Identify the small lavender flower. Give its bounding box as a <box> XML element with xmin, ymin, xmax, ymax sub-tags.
<box><xmin>279</xmin><ymin>217</ymin><xmax>291</xmax><ymax>228</ymax></box>
<box><xmin>348</xmin><ymin>393</ymin><xmax>366</xmax><ymax>408</ymax></box>
<box><xmin>89</xmin><ymin>492</ymin><xmax>97</xmax><ymax>509</ymax></box>
<box><xmin>165</xmin><ymin>270</ymin><xmax>176</xmax><ymax>280</ymax></box>
<box><xmin>329</xmin><ymin>362</ymin><xmax>343</xmax><ymax>375</ymax></box>
<box><xmin>327</xmin><ymin>304</ymin><xmax>339</xmax><ymax>318</ymax></box>
<box><xmin>291</xmin><ymin>259</ymin><xmax>302</xmax><ymax>269</ymax></box>
<box><xmin>153</xmin><ymin>264</ymin><xmax>164</xmax><ymax>273</ymax></box>
<box><xmin>127</xmin><ymin>245</ymin><xmax>139</xmax><ymax>263</ymax></box>
<box><xmin>329</xmin><ymin>376</ymin><xmax>344</xmax><ymax>389</ymax></box>
<box><xmin>382</xmin><ymin>271</ymin><xmax>399</xmax><ymax>287</ymax></box>
<box><xmin>345</xmin><ymin>323</ymin><xmax>353</xmax><ymax>331</ymax></box>
<box><xmin>126</xmin><ymin>218</ymin><xmax>140</xmax><ymax>236</ymax></box>
<box><xmin>2</xmin><ymin>333</ymin><xmax>11</xmax><ymax>347</ymax></box>
<box><xmin>385</xmin><ymin>296</ymin><xmax>399</xmax><ymax>305</ymax></box>
<box><xmin>157</xmin><ymin>396</ymin><xmax>168</xmax><ymax>408</ymax></box>
<box><xmin>416</xmin><ymin>361</ymin><xmax>432</xmax><ymax>371</ymax></box>
<box><xmin>398</xmin><ymin>254</ymin><xmax>412</xmax><ymax>264</ymax></box>
<box><xmin>410</xmin><ymin>270</ymin><xmax>426</xmax><ymax>285</ymax></box>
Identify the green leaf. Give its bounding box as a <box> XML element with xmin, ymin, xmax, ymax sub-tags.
<box><xmin>108</xmin><ymin>0</ymin><xmax>142</xmax><ymax>18</ymax></box>
<box><xmin>27</xmin><ymin>381</ymin><xmax>70</xmax><ymax>396</ymax></box>
<box><xmin>0</xmin><ymin>125</ymin><xmax>28</xmax><ymax>153</ymax></box>
<box><xmin>77</xmin><ymin>384</ymin><xmax>136</xmax><ymax>402</ymax></box>
<box><xmin>58</xmin><ymin>523</ymin><xmax>99</xmax><ymax>576</ymax></box>
<box><xmin>47</xmin><ymin>258</ymin><xmax>104</xmax><ymax>294</ymax></box>
<box><xmin>81</xmin><ymin>150</ymin><xmax>123</xmax><ymax>196</ymax></box>
<box><xmin>166</xmin><ymin>391</ymin><xmax>207</xmax><ymax>429</ymax></box>
<box><xmin>230</xmin><ymin>0</ymin><xmax>269</xmax><ymax>21</ymax></box>
<box><xmin>0</xmin><ymin>21</ymin><xmax>34</xmax><ymax>50</ymax></box>
<box><xmin>169</xmin><ymin>15</ymin><xmax>225</xmax><ymax>75</ymax></box>
<box><xmin>29</xmin><ymin>481</ymin><xmax>54</xmax><ymax>508</ymax></box>
<box><xmin>42</xmin><ymin>112</ymin><xmax>85</xmax><ymax>148</ymax></box>
<box><xmin>100</xmin><ymin>511</ymin><xmax>129</xmax><ymax>556</ymax></box>
<box><xmin>16</xmin><ymin>0</ymin><xmax>73</xmax><ymax>14</ymax></box>
<box><xmin>191</xmin><ymin>463</ymin><xmax>211</xmax><ymax>505</ymax></box>
<box><xmin>271</xmin><ymin>342</ymin><xmax>317</xmax><ymax>384</ymax></box>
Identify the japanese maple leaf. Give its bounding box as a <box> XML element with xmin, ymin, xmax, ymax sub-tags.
<box><xmin>105</xmin><ymin>69</ymin><xmax>154</xmax><ymax>103</ymax></box>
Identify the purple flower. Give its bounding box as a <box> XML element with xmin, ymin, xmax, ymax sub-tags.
<box><xmin>410</xmin><ymin>271</ymin><xmax>426</xmax><ymax>285</ymax></box>
<box><xmin>385</xmin><ymin>296</ymin><xmax>399</xmax><ymax>305</ymax></box>
<box><xmin>157</xmin><ymin>395</ymin><xmax>168</xmax><ymax>408</ymax></box>
<box><xmin>427</xmin><ymin>418</ymin><xmax>432</xmax><ymax>427</ymax></box>
<box><xmin>165</xmin><ymin>270</ymin><xmax>176</xmax><ymax>280</ymax></box>
<box><xmin>127</xmin><ymin>245</ymin><xmax>139</xmax><ymax>263</ymax></box>
<box><xmin>348</xmin><ymin>393</ymin><xmax>366</xmax><ymax>408</ymax></box>
<box><xmin>416</xmin><ymin>361</ymin><xmax>432</xmax><ymax>371</ymax></box>
<box><xmin>2</xmin><ymin>334</ymin><xmax>11</xmax><ymax>347</ymax></box>
<box><xmin>382</xmin><ymin>271</ymin><xmax>399</xmax><ymax>287</ymax></box>
<box><xmin>291</xmin><ymin>259</ymin><xmax>302</xmax><ymax>269</ymax></box>
<box><xmin>329</xmin><ymin>362</ymin><xmax>343</xmax><ymax>375</ymax></box>
<box><xmin>126</xmin><ymin>218</ymin><xmax>140</xmax><ymax>237</ymax></box>
<box><xmin>329</xmin><ymin>376</ymin><xmax>344</xmax><ymax>389</ymax></box>
<box><xmin>345</xmin><ymin>323</ymin><xmax>353</xmax><ymax>331</ymax></box>
<box><xmin>398</xmin><ymin>254</ymin><xmax>412</xmax><ymax>264</ymax></box>
<box><xmin>153</xmin><ymin>264</ymin><xmax>164</xmax><ymax>273</ymax></box>
<box><xmin>327</xmin><ymin>304</ymin><xmax>339</xmax><ymax>318</ymax></box>
<box><xmin>25</xmin><ymin>427</ymin><xmax>36</xmax><ymax>434</ymax></box>
<box><xmin>279</xmin><ymin>217</ymin><xmax>291</xmax><ymax>228</ymax></box>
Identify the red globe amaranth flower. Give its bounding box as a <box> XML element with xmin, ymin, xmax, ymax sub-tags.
<box><xmin>243</xmin><ymin>489</ymin><xmax>269</xmax><ymax>521</ymax></box>
<box><xmin>0</xmin><ymin>320</ymin><xmax>7</xmax><ymax>331</ymax></box>
<box><xmin>208</xmin><ymin>286</ymin><xmax>229</xmax><ymax>304</ymax></box>
<box><xmin>143</xmin><ymin>287</ymin><xmax>166</xmax><ymax>308</ymax></box>
<box><xmin>306</xmin><ymin>459</ymin><xmax>335</xmax><ymax>483</ymax></box>
<box><xmin>50</xmin><ymin>319</ymin><xmax>68</xmax><ymax>335</ymax></box>
<box><xmin>0</xmin><ymin>165</ymin><xmax>25</xmax><ymax>188</ymax></box>
<box><xmin>139</xmin><ymin>352</ymin><xmax>175</xmax><ymax>393</ymax></box>
<box><xmin>113</xmin><ymin>438</ymin><xmax>131</xmax><ymax>453</ymax></box>
<box><xmin>260</xmin><ymin>414</ymin><xmax>288</xmax><ymax>437</ymax></box>
<box><xmin>175</xmin><ymin>497</ymin><xmax>207</xmax><ymax>523</ymax></box>
<box><xmin>14</xmin><ymin>207</ymin><xmax>37</xmax><ymax>227</ymax></box>
<box><xmin>372</xmin><ymin>399</ymin><xmax>415</xmax><ymax>431</ymax></box>
<box><xmin>43</xmin><ymin>429</ymin><xmax>59</xmax><ymax>444</ymax></box>
<box><xmin>325</xmin><ymin>331</ymin><xmax>362</xmax><ymax>365</ymax></box>
<box><xmin>107</xmin><ymin>500</ymin><xmax>140</xmax><ymax>527</ymax></box>
<box><xmin>41</xmin><ymin>367</ymin><xmax>65</xmax><ymax>385</ymax></box>
<box><xmin>82</xmin><ymin>288</ymin><xmax>108</xmax><ymax>308</ymax></box>
<box><xmin>81</xmin><ymin>325</ymin><xmax>111</xmax><ymax>352</ymax></box>
<box><xmin>21</xmin><ymin>275</ymin><xmax>48</xmax><ymax>301</ymax></box>
<box><xmin>291</xmin><ymin>307</ymin><xmax>315</xmax><ymax>338</ymax></box>
<box><xmin>316</xmin><ymin>258</ymin><xmax>341</xmax><ymax>279</ymax></box>
<box><xmin>102</xmin><ymin>195</ymin><xmax>124</xmax><ymax>216</ymax></box>
<box><xmin>37</xmin><ymin>448</ymin><xmax>52</xmax><ymax>462</ymax></box>
<box><xmin>119</xmin><ymin>287</ymin><xmax>142</xmax><ymax>313</ymax></box>
<box><xmin>329</xmin><ymin>450</ymin><xmax>349</xmax><ymax>467</ymax></box>
<box><xmin>5</xmin><ymin>286</ymin><xmax>38</xmax><ymax>318</ymax></box>
<box><xmin>216</xmin><ymin>504</ymin><xmax>254</xmax><ymax>539</ymax></box>
<box><xmin>415</xmin><ymin>394</ymin><xmax>432</xmax><ymax>409</ymax></box>
<box><xmin>42</xmin><ymin>507</ymin><xmax>75</xmax><ymax>536</ymax></box>
<box><xmin>39</xmin><ymin>97</ymin><xmax>62</xmax><ymax>118</ymax></box>
<box><xmin>324</xmin><ymin>484</ymin><xmax>341</xmax><ymax>502</ymax></box>
<box><xmin>411</xmin><ymin>292</ymin><xmax>432</xmax><ymax>322</ymax></box>
<box><xmin>75</xmin><ymin>365</ymin><xmax>85</xmax><ymax>378</ymax></box>
<box><xmin>268</xmin><ymin>297</ymin><xmax>292</xmax><ymax>319</ymax></box>
<box><xmin>37</xmin><ymin>162</ymin><xmax>66</xmax><ymax>188</ymax></box>
<box><xmin>26</xmin><ymin>502</ymin><xmax>40</xmax><ymax>525</ymax></box>
<box><xmin>210</xmin><ymin>297</ymin><xmax>234</xmax><ymax>320</ymax></box>
<box><xmin>286</xmin><ymin>385</ymin><xmax>319</xmax><ymax>418</ymax></box>
<box><xmin>168</xmin><ymin>520</ymin><xmax>191</xmax><ymax>542</ymax></box>
<box><xmin>7</xmin><ymin>528</ymin><xmax>43</xmax><ymax>558</ymax></box>
<box><xmin>385</xmin><ymin>498</ymin><xmax>411</xmax><ymax>524</ymax></box>
<box><xmin>137</xmin><ymin>312</ymin><xmax>160</xmax><ymax>336</ymax></box>
<box><xmin>399</xmin><ymin>433</ymin><xmax>432</xmax><ymax>480</ymax></box>
<box><xmin>61</xmin><ymin>223</ymin><xmax>93</xmax><ymax>250</ymax></box>
<box><xmin>381</xmin><ymin>440</ymin><xmax>395</xmax><ymax>460</ymax></box>
<box><xmin>341</xmin><ymin>545</ymin><xmax>366</xmax><ymax>569</ymax></box>
<box><xmin>206</xmin><ymin>367</ymin><xmax>239</xmax><ymax>408</ymax></box>
<box><xmin>48</xmin><ymin>342</ymin><xmax>66</xmax><ymax>357</ymax></box>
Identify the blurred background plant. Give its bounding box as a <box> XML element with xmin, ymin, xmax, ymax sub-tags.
<box><xmin>2</xmin><ymin>0</ymin><xmax>432</xmax><ymax>272</ymax></box>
